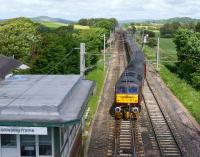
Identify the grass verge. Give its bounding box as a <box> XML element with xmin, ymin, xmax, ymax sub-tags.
<box><xmin>160</xmin><ymin>66</ymin><xmax>200</xmax><ymax>124</ymax></box>
<box><xmin>81</xmin><ymin>64</ymin><xmax>106</xmax><ymax>156</ymax></box>
<box><xmin>143</xmin><ymin>37</ymin><xmax>200</xmax><ymax>124</ymax></box>
<box><xmin>85</xmin><ymin>64</ymin><xmax>106</xmax><ymax>130</ymax></box>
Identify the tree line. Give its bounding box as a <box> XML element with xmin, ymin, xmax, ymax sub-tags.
<box><xmin>0</xmin><ymin>17</ymin><xmax>118</xmax><ymax>74</ymax></box>
<box><xmin>160</xmin><ymin>21</ymin><xmax>200</xmax><ymax>38</ymax></box>
<box><xmin>174</xmin><ymin>29</ymin><xmax>200</xmax><ymax>89</ymax></box>
<box><xmin>160</xmin><ymin>21</ymin><xmax>200</xmax><ymax>89</ymax></box>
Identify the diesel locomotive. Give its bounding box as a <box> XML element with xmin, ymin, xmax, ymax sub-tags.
<box><xmin>114</xmin><ymin>32</ymin><xmax>146</xmax><ymax>119</ymax></box>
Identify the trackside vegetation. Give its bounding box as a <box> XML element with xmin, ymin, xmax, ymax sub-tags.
<box><xmin>141</xmin><ymin>35</ymin><xmax>200</xmax><ymax>124</ymax></box>
<box><xmin>160</xmin><ymin>66</ymin><xmax>200</xmax><ymax>124</ymax></box>
<box><xmin>0</xmin><ymin>17</ymin><xmax>117</xmax><ymax>75</ymax></box>
<box><xmin>0</xmin><ymin>16</ymin><xmax>118</xmax><ymax>128</ymax></box>
<box><xmin>85</xmin><ymin>64</ymin><xmax>106</xmax><ymax>130</ymax></box>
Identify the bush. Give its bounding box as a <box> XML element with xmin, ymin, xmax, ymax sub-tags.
<box><xmin>160</xmin><ymin>22</ymin><xmax>180</xmax><ymax>38</ymax></box>
<box><xmin>191</xmin><ymin>71</ymin><xmax>200</xmax><ymax>89</ymax></box>
<box><xmin>140</xmin><ymin>30</ymin><xmax>155</xmax><ymax>37</ymax></box>
<box><xmin>147</xmin><ymin>38</ymin><xmax>157</xmax><ymax>48</ymax></box>
<box><xmin>173</xmin><ymin>29</ymin><xmax>200</xmax><ymax>90</ymax></box>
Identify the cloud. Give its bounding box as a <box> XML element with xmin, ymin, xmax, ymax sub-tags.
<box><xmin>0</xmin><ymin>0</ymin><xmax>200</xmax><ymax>20</ymax></box>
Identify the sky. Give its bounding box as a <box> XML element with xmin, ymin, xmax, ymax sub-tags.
<box><xmin>1</xmin><ymin>0</ymin><xmax>200</xmax><ymax>21</ymax></box>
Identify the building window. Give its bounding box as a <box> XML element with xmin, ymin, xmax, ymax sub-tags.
<box><xmin>1</xmin><ymin>134</ymin><xmax>17</xmax><ymax>147</ymax></box>
<box><xmin>20</xmin><ymin>135</ymin><xmax>36</xmax><ymax>157</ymax></box>
<box><xmin>39</xmin><ymin>128</ymin><xmax>52</xmax><ymax>155</ymax></box>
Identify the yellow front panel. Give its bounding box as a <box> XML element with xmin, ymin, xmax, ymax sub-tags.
<box><xmin>116</xmin><ymin>94</ymin><xmax>138</xmax><ymax>103</ymax></box>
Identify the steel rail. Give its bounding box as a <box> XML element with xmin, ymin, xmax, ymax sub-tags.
<box><xmin>144</xmin><ymin>78</ymin><xmax>184</xmax><ymax>157</ymax></box>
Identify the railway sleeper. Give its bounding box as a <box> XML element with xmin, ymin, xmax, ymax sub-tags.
<box><xmin>120</xmin><ymin>134</ymin><xmax>131</xmax><ymax>136</ymax></box>
<box><xmin>119</xmin><ymin>143</ymin><xmax>132</xmax><ymax>147</ymax></box>
<box><xmin>120</xmin><ymin>141</ymin><xmax>131</xmax><ymax>144</ymax></box>
<box><xmin>163</xmin><ymin>150</ymin><xmax>181</xmax><ymax>154</ymax></box>
<box><xmin>157</xmin><ymin>139</ymin><xmax>175</xmax><ymax>143</ymax></box>
<box><xmin>163</xmin><ymin>151</ymin><xmax>181</xmax><ymax>155</ymax></box>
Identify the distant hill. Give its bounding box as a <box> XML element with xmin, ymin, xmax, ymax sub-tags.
<box><xmin>146</xmin><ymin>17</ymin><xmax>200</xmax><ymax>24</ymax></box>
<box><xmin>0</xmin><ymin>19</ymin><xmax>6</xmax><ymax>22</ymax></box>
<box><xmin>119</xmin><ymin>19</ymin><xmax>153</xmax><ymax>24</ymax></box>
<box><xmin>31</xmin><ymin>16</ymin><xmax>74</xmax><ymax>24</ymax></box>
<box><xmin>121</xmin><ymin>17</ymin><xmax>200</xmax><ymax>24</ymax></box>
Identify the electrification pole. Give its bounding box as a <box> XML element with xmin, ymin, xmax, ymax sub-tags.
<box><xmin>110</xmin><ymin>31</ymin><xmax>112</xmax><ymax>53</ymax></box>
<box><xmin>104</xmin><ymin>34</ymin><xmax>106</xmax><ymax>71</ymax></box>
<box><xmin>156</xmin><ymin>37</ymin><xmax>160</xmax><ymax>72</ymax></box>
<box><xmin>80</xmin><ymin>43</ymin><xmax>86</xmax><ymax>78</ymax></box>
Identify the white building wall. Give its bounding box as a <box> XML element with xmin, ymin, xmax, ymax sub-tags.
<box><xmin>0</xmin><ymin>128</ymin><xmax>54</xmax><ymax>157</ymax></box>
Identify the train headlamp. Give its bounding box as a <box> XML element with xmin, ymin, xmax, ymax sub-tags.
<box><xmin>115</xmin><ymin>107</ymin><xmax>121</xmax><ymax>112</ymax></box>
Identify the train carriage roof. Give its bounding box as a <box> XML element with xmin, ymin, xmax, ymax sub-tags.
<box><xmin>116</xmin><ymin>32</ymin><xmax>145</xmax><ymax>88</ymax></box>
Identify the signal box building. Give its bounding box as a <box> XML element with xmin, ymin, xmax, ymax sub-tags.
<box><xmin>0</xmin><ymin>75</ymin><xmax>94</xmax><ymax>157</ymax></box>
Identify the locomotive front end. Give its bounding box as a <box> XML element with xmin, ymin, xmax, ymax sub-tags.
<box><xmin>115</xmin><ymin>85</ymin><xmax>141</xmax><ymax>119</ymax></box>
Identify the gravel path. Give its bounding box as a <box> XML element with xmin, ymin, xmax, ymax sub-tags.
<box><xmin>87</xmin><ymin>33</ymin><xmax>126</xmax><ymax>157</ymax></box>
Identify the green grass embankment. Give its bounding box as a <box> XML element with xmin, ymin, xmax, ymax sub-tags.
<box><xmin>144</xmin><ymin>37</ymin><xmax>200</xmax><ymax>124</ymax></box>
<box><xmin>85</xmin><ymin>64</ymin><xmax>106</xmax><ymax>130</ymax></box>
<box><xmin>160</xmin><ymin>66</ymin><xmax>200</xmax><ymax>123</ymax></box>
<box><xmin>81</xmin><ymin>64</ymin><xmax>106</xmax><ymax>156</ymax></box>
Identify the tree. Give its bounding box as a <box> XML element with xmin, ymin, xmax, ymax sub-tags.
<box><xmin>78</xmin><ymin>19</ymin><xmax>88</xmax><ymax>26</ymax></box>
<box><xmin>140</xmin><ymin>30</ymin><xmax>155</xmax><ymax>38</ymax></box>
<box><xmin>94</xmin><ymin>20</ymin><xmax>114</xmax><ymax>35</ymax></box>
<box><xmin>195</xmin><ymin>22</ymin><xmax>200</xmax><ymax>32</ymax></box>
<box><xmin>147</xmin><ymin>38</ymin><xmax>157</xmax><ymax>48</ymax></box>
<box><xmin>31</xmin><ymin>28</ymin><xmax>79</xmax><ymax>74</ymax></box>
<box><xmin>173</xmin><ymin>29</ymin><xmax>200</xmax><ymax>89</ymax></box>
<box><xmin>0</xmin><ymin>17</ymin><xmax>41</xmax><ymax>63</ymax></box>
<box><xmin>130</xmin><ymin>23</ymin><xmax>136</xmax><ymax>34</ymax></box>
<box><xmin>78</xmin><ymin>28</ymin><xmax>106</xmax><ymax>66</ymax></box>
<box><xmin>160</xmin><ymin>22</ymin><xmax>181</xmax><ymax>38</ymax></box>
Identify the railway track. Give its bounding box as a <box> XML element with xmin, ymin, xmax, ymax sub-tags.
<box><xmin>143</xmin><ymin>79</ymin><xmax>184</xmax><ymax>157</ymax></box>
<box><xmin>114</xmin><ymin>119</ymin><xmax>136</xmax><ymax>157</ymax></box>
<box><xmin>112</xmin><ymin>117</ymin><xmax>144</xmax><ymax>157</ymax></box>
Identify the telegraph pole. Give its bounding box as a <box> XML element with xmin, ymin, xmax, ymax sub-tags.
<box><xmin>104</xmin><ymin>34</ymin><xmax>106</xmax><ymax>71</ymax></box>
<box><xmin>141</xmin><ymin>30</ymin><xmax>144</xmax><ymax>49</ymax></box>
<box><xmin>80</xmin><ymin>43</ymin><xmax>86</xmax><ymax>78</ymax></box>
<box><xmin>156</xmin><ymin>37</ymin><xmax>160</xmax><ymax>72</ymax></box>
<box><xmin>110</xmin><ymin>31</ymin><xmax>112</xmax><ymax>53</ymax></box>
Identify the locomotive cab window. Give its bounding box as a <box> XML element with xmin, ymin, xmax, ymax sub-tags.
<box><xmin>116</xmin><ymin>86</ymin><xmax>138</xmax><ymax>93</ymax></box>
<box><xmin>116</xmin><ymin>87</ymin><xmax>127</xmax><ymax>93</ymax></box>
<box><xmin>128</xmin><ymin>87</ymin><xmax>138</xmax><ymax>93</ymax></box>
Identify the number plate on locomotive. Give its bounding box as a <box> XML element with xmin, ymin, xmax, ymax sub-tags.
<box><xmin>116</xmin><ymin>94</ymin><xmax>138</xmax><ymax>103</ymax></box>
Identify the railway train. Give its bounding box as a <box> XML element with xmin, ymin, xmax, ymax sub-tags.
<box><xmin>114</xmin><ymin>32</ymin><xmax>146</xmax><ymax>119</ymax></box>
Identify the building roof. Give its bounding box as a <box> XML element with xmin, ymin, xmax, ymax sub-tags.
<box><xmin>0</xmin><ymin>75</ymin><xmax>94</xmax><ymax>127</ymax></box>
<box><xmin>0</xmin><ymin>55</ymin><xmax>21</xmax><ymax>79</ymax></box>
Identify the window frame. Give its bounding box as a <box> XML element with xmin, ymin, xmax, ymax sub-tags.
<box><xmin>1</xmin><ymin>134</ymin><xmax>17</xmax><ymax>148</ymax></box>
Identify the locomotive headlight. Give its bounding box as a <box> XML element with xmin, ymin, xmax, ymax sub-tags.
<box><xmin>115</xmin><ymin>107</ymin><xmax>121</xmax><ymax>113</ymax></box>
<box><xmin>132</xmin><ymin>107</ymin><xmax>138</xmax><ymax>113</ymax></box>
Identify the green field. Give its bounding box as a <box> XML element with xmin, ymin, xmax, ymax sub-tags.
<box><xmin>40</xmin><ymin>21</ymin><xmax>67</xmax><ymax>28</ymax></box>
<box><xmin>143</xmin><ymin>37</ymin><xmax>200</xmax><ymax>124</ymax></box>
<box><xmin>40</xmin><ymin>21</ymin><xmax>89</xmax><ymax>29</ymax></box>
<box><xmin>74</xmin><ymin>25</ymin><xmax>90</xmax><ymax>29</ymax></box>
<box><xmin>144</xmin><ymin>38</ymin><xmax>177</xmax><ymax>63</ymax></box>
<box><xmin>159</xmin><ymin>38</ymin><xmax>177</xmax><ymax>61</ymax></box>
